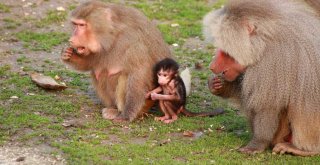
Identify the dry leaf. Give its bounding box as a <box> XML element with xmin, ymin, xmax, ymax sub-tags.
<box><xmin>31</xmin><ymin>73</ymin><xmax>67</xmax><ymax>90</ymax></box>
<box><xmin>183</xmin><ymin>131</ymin><xmax>195</xmax><ymax>137</ymax></box>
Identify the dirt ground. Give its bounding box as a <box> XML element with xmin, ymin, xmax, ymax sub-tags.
<box><xmin>0</xmin><ymin>143</ymin><xmax>65</xmax><ymax>165</ymax></box>
<box><xmin>0</xmin><ymin>0</ymin><xmax>84</xmax><ymax>164</ymax></box>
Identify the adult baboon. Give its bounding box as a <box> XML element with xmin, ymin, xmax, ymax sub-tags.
<box><xmin>203</xmin><ymin>0</ymin><xmax>320</xmax><ymax>156</ymax></box>
<box><xmin>62</xmin><ymin>1</ymin><xmax>171</xmax><ymax>122</ymax></box>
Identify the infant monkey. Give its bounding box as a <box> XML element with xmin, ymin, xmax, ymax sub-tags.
<box><xmin>146</xmin><ymin>58</ymin><xmax>224</xmax><ymax>124</ymax></box>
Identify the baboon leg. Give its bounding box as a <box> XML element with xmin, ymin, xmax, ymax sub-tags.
<box><xmin>239</xmin><ymin>108</ymin><xmax>280</xmax><ymax>154</ymax></box>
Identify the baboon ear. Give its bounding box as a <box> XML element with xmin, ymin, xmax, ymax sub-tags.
<box><xmin>246</xmin><ymin>22</ymin><xmax>256</xmax><ymax>36</ymax></box>
<box><xmin>104</xmin><ymin>8</ymin><xmax>114</xmax><ymax>22</ymax></box>
<box><xmin>243</xmin><ymin>19</ymin><xmax>256</xmax><ymax>35</ymax></box>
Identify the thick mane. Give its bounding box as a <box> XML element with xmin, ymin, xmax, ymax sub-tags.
<box><xmin>240</xmin><ymin>0</ymin><xmax>320</xmax><ymax>112</ymax></box>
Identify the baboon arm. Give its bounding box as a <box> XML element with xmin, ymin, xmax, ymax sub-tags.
<box><xmin>150</xmin><ymin>87</ymin><xmax>163</xmax><ymax>94</ymax></box>
<box><xmin>208</xmin><ymin>74</ymin><xmax>242</xmax><ymax>99</ymax></box>
<box><xmin>65</xmin><ymin>55</ymin><xmax>92</xmax><ymax>71</ymax></box>
<box><xmin>154</xmin><ymin>94</ymin><xmax>179</xmax><ymax>101</ymax></box>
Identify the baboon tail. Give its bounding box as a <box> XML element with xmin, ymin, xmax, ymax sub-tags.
<box><xmin>180</xmin><ymin>68</ymin><xmax>191</xmax><ymax>96</ymax></box>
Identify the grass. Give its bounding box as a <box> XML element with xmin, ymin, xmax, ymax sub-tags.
<box><xmin>36</xmin><ymin>10</ymin><xmax>67</xmax><ymax>28</ymax></box>
<box><xmin>133</xmin><ymin>0</ymin><xmax>212</xmax><ymax>45</ymax></box>
<box><xmin>0</xmin><ymin>3</ymin><xmax>10</xmax><ymax>13</ymax></box>
<box><xmin>1</xmin><ymin>0</ymin><xmax>320</xmax><ymax>164</ymax></box>
<box><xmin>3</xmin><ymin>18</ymin><xmax>21</xmax><ymax>29</ymax></box>
<box><xmin>15</xmin><ymin>31</ymin><xmax>68</xmax><ymax>52</ymax></box>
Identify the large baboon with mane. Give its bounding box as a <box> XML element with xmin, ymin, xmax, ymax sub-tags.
<box><xmin>204</xmin><ymin>0</ymin><xmax>320</xmax><ymax>156</ymax></box>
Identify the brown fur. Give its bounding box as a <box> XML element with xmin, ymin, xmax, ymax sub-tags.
<box><xmin>63</xmin><ymin>1</ymin><xmax>171</xmax><ymax>121</ymax></box>
<box><xmin>208</xmin><ymin>74</ymin><xmax>243</xmax><ymax>110</ymax></box>
<box><xmin>146</xmin><ymin>58</ymin><xmax>224</xmax><ymax>124</ymax></box>
<box><xmin>203</xmin><ymin>0</ymin><xmax>320</xmax><ymax>155</ymax></box>
<box><xmin>303</xmin><ymin>0</ymin><xmax>320</xmax><ymax>15</ymax></box>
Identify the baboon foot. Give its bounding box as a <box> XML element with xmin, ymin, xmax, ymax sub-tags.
<box><xmin>155</xmin><ymin>116</ymin><xmax>170</xmax><ymax>122</ymax></box>
<box><xmin>272</xmin><ymin>142</ymin><xmax>318</xmax><ymax>156</ymax></box>
<box><xmin>102</xmin><ymin>108</ymin><xmax>120</xmax><ymax>120</ymax></box>
<box><xmin>163</xmin><ymin>119</ymin><xmax>176</xmax><ymax>124</ymax></box>
<box><xmin>163</xmin><ymin>115</ymin><xmax>178</xmax><ymax>124</ymax></box>
<box><xmin>112</xmin><ymin>116</ymin><xmax>130</xmax><ymax>123</ymax></box>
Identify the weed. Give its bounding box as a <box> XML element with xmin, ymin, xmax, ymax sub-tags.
<box><xmin>36</xmin><ymin>10</ymin><xmax>67</xmax><ymax>28</ymax></box>
<box><xmin>3</xmin><ymin>18</ymin><xmax>21</xmax><ymax>29</ymax></box>
<box><xmin>16</xmin><ymin>31</ymin><xmax>68</xmax><ymax>52</ymax></box>
<box><xmin>0</xmin><ymin>3</ymin><xmax>10</xmax><ymax>13</ymax></box>
<box><xmin>0</xmin><ymin>64</ymin><xmax>11</xmax><ymax>76</ymax></box>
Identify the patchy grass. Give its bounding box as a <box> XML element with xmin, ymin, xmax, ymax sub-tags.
<box><xmin>15</xmin><ymin>31</ymin><xmax>68</xmax><ymax>52</ymax></box>
<box><xmin>0</xmin><ymin>3</ymin><xmax>10</xmax><ymax>13</ymax></box>
<box><xmin>0</xmin><ymin>64</ymin><xmax>11</xmax><ymax>76</ymax></box>
<box><xmin>3</xmin><ymin>18</ymin><xmax>21</xmax><ymax>29</ymax></box>
<box><xmin>0</xmin><ymin>69</ymin><xmax>89</xmax><ymax>143</ymax></box>
<box><xmin>36</xmin><ymin>10</ymin><xmax>67</xmax><ymax>28</ymax></box>
<box><xmin>1</xmin><ymin>0</ymin><xmax>320</xmax><ymax>164</ymax></box>
<box><xmin>133</xmin><ymin>0</ymin><xmax>212</xmax><ymax>45</ymax></box>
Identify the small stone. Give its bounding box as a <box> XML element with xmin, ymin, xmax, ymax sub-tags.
<box><xmin>171</xmin><ymin>23</ymin><xmax>179</xmax><ymax>27</ymax></box>
<box><xmin>172</xmin><ymin>43</ymin><xmax>179</xmax><ymax>47</ymax></box>
<box><xmin>56</xmin><ymin>7</ymin><xmax>65</xmax><ymax>11</ymax></box>
<box><xmin>16</xmin><ymin>157</ymin><xmax>25</xmax><ymax>162</ymax></box>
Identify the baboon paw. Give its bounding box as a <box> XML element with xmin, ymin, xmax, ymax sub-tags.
<box><xmin>154</xmin><ymin>116</ymin><xmax>169</xmax><ymax>122</ymax></box>
<box><xmin>163</xmin><ymin>119</ymin><xmax>176</xmax><ymax>124</ymax></box>
<box><xmin>112</xmin><ymin>116</ymin><xmax>130</xmax><ymax>123</ymax></box>
<box><xmin>272</xmin><ymin>143</ymin><xmax>289</xmax><ymax>155</ymax></box>
<box><xmin>102</xmin><ymin>108</ymin><xmax>120</xmax><ymax>120</ymax></box>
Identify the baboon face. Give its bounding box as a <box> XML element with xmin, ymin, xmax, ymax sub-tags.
<box><xmin>68</xmin><ymin>18</ymin><xmax>101</xmax><ymax>56</ymax></box>
<box><xmin>209</xmin><ymin>49</ymin><xmax>246</xmax><ymax>81</ymax></box>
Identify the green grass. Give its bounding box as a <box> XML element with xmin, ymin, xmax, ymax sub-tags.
<box><xmin>16</xmin><ymin>31</ymin><xmax>68</xmax><ymax>52</ymax></box>
<box><xmin>36</xmin><ymin>10</ymin><xmax>67</xmax><ymax>28</ymax></box>
<box><xmin>1</xmin><ymin>0</ymin><xmax>320</xmax><ymax>164</ymax></box>
<box><xmin>0</xmin><ymin>64</ymin><xmax>11</xmax><ymax>76</ymax></box>
<box><xmin>131</xmin><ymin>0</ymin><xmax>213</xmax><ymax>45</ymax></box>
<box><xmin>3</xmin><ymin>18</ymin><xmax>21</xmax><ymax>29</ymax></box>
<box><xmin>0</xmin><ymin>3</ymin><xmax>10</xmax><ymax>13</ymax></box>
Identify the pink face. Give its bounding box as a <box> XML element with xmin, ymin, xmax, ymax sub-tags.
<box><xmin>157</xmin><ymin>69</ymin><xmax>174</xmax><ymax>86</ymax></box>
<box><xmin>209</xmin><ymin>49</ymin><xmax>246</xmax><ymax>81</ymax></box>
<box><xmin>69</xmin><ymin>19</ymin><xmax>101</xmax><ymax>56</ymax></box>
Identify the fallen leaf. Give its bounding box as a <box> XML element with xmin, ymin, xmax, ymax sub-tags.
<box><xmin>183</xmin><ymin>131</ymin><xmax>195</xmax><ymax>137</ymax></box>
<box><xmin>54</xmin><ymin>75</ymin><xmax>61</xmax><ymax>80</ymax></box>
<box><xmin>159</xmin><ymin>139</ymin><xmax>171</xmax><ymax>146</ymax></box>
<box><xmin>56</xmin><ymin>6</ymin><xmax>65</xmax><ymax>11</ymax></box>
<box><xmin>31</xmin><ymin>73</ymin><xmax>67</xmax><ymax>90</ymax></box>
<box><xmin>171</xmin><ymin>23</ymin><xmax>179</xmax><ymax>27</ymax></box>
<box><xmin>16</xmin><ymin>157</ymin><xmax>25</xmax><ymax>162</ymax></box>
<box><xmin>172</xmin><ymin>43</ymin><xmax>179</xmax><ymax>47</ymax></box>
<box><xmin>62</xmin><ymin>120</ymin><xmax>82</xmax><ymax>127</ymax></box>
<box><xmin>194</xmin><ymin>62</ymin><xmax>203</xmax><ymax>70</ymax></box>
<box><xmin>27</xmin><ymin>93</ymin><xmax>35</xmax><ymax>96</ymax></box>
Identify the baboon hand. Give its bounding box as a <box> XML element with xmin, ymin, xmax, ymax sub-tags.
<box><xmin>150</xmin><ymin>92</ymin><xmax>160</xmax><ymax>100</ymax></box>
<box><xmin>61</xmin><ymin>47</ymin><xmax>75</xmax><ymax>61</ymax></box>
